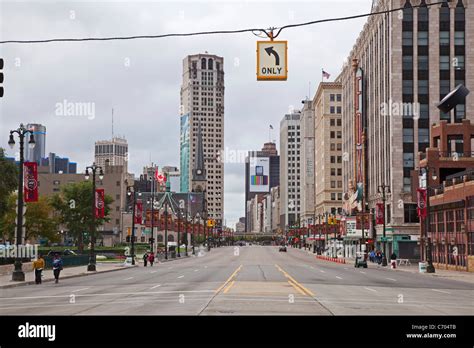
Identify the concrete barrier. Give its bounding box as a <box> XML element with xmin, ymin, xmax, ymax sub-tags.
<box><xmin>0</xmin><ymin>262</ymin><xmax>34</xmax><ymax>276</ymax></box>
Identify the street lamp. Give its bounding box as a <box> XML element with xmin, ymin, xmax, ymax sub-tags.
<box><xmin>84</xmin><ymin>163</ymin><xmax>104</xmax><ymax>272</ymax></box>
<box><xmin>420</xmin><ymin>167</ymin><xmax>437</xmax><ymax>274</ymax></box>
<box><xmin>126</xmin><ymin>185</ymin><xmax>141</xmax><ymax>265</ymax></box>
<box><xmin>377</xmin><ymin>184</ymin><xmax>390</xmax><ymax>267</ymax></box>
<box><xmin>8</xmin><ymin>124</ymin><xmax>35</xmax><ymax>281</ymax></box>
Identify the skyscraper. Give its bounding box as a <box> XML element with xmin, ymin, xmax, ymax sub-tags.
<box><xmin>94</xmin><ymin>136</ymin><xmax>128</xmax><ymax>172</ymax></box>
<box><xmin>25</xmin><ymin>123</ymin><xmax>46</xmax><ymax>164</ymax></box>
<box><xmin>244</xmin><ymin>142</ymin><xmax>280</xmax><ymax>232</ymax></box>
<box><xmin>180</xmin><ymin>53</ymin><xmax>225</xmax><ymax>227</ymax></box>
<box><xmin>280</xmin><ymin>111</ymin><xmax>302</xmax><ymax>230</ymax></box>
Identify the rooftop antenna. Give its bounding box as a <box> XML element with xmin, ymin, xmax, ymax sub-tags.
<box><xmin>111</xmin><ymin>108</ymin><xmax>114</xmax><ymax>139</ymax></box>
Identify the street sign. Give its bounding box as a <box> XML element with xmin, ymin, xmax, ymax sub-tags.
<box><xmin>257</xmin><ymin>41</ymin><xmax>288</xmax><ymax>81</ymax></box>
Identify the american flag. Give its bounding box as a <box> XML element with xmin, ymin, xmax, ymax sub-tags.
<box><xmin>322</xmin><ymin>70</ymin><xmax>331</xmax><ymax>79</ymax></box>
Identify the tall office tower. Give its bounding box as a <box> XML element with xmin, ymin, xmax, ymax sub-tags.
<box><xmin>25</xmin><ymin>124</ymin><xmax>46</xmax><ymax>163</ymax></box>
<box><xmin>94</xmin><ymin>136</ymin><xmax>128</xmax><ymax>172</ymax></box>
<box><xmin>279</xmin><ymin>111</ymin><xmax>302</xmax><ymax>230</ymax></box>
<box><xmin>244</xmin><ymin>142</ymin><xmax>280</xmax><ymax>232</ymax></box>
<box><xmin>300</xmin><ymin>99</ymin><xmax>315</xmax><ymax>227</ymax></box>
<box><xmin>180</xmin><ymin>53</ymin><xmax>225</xmax><ymax>227</ymax></box>
<box><xmin>313</xmin><ymin>82</ymin><xmax>343</xmax><ymax>217</ymax></box>
<box><xmin>340</xmin><ymin>0</ymin><xmax>473</xmax><ymax>250</ymax></box>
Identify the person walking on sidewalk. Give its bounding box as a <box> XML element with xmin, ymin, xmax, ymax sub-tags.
<box><xmin>52</xmin><ymin>253</ymin><xmax>63</xmax><ymax>284</ymax></box>
<box><xmin>33</xmin><ymin>254</ymin><xmax>45</xmax><ymax>284</ymax></box>
<box><xmin>148</xmin><ymin>251</ymin><xmax>155</xmax><ymax>267</ymax></box>
<box><xmin>143</xmin><ymin>252</ymin><xmax>148</xmax><ymax>267</ymax></box>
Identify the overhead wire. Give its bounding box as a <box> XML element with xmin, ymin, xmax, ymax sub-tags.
<box><xmin>0</xmin><ymin>1</ymin><xmax>448</xmax><ymax>44</ymax></box>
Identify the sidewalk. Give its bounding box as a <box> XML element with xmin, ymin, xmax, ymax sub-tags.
<box><xmin>345</xmin><ymin>257</ymin><xmax>474</xmax><ymax>284</ymax></box>
<box><xmin>0</xmin><ymin>262</ymin><xmax>134</xmax><ymax>289</ymax></box>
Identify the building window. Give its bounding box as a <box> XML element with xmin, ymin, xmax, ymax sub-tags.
<box><xmin>331</xmin><ymin>193</ymin><xmax>336</xmax><ymax>201</ymax></box>
<box><xmin>336</xmin><ymin>107</ymin><xmax>342</xmax><ymax>114</ymax></box>
<box><xmin>330</xmin><ymin>94</ymin><xmax>335</xmax><ymax>101</ymax></box>
<box><xmin>403</xmin><ymin>128</ymin><xmax>414</xmax><ymax>143</ymax></box>
<box><xmin>336</xmin><ymin>94</ymin><xmax>342</xmax><ymax>102</ymax></box>
<box><xmin>404</xmin><ymin>204</ymin><xmax>419</xmax><ymax>223</ymax></box>
<box><xmin>330</xmin><ymin>106</ymin><xmax>335</xmax><ymax>114</ymax></box>
<box><xmin>330</xmin><ymin>119</ymin><xmax>335</xmax><ymax>126</ymax></box>
<box><xmin>330</xmin><ymin>131</ymin><xmax>335</xmax><ymax>139</ymax></box>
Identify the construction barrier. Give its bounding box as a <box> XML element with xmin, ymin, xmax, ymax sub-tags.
<box><xmin>315</xmin><ymin>255</ymin><xmax>346</xmax><ymax>264</ymax></box>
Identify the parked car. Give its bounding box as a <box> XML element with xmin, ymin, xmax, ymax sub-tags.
<box><xmin>279</xmin><ymin>245</ymin><xmax>287</xmax><ymax>252</ymax></box>
<box><xmin>47</xmin><ymin>249</ymin><xmax>77</xmax><ymax>257</ymax></box>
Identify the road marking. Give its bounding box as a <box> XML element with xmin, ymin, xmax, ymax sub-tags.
<box><xmin>123</xmin><ymin>277</ymin><xmax>134</xmax><ymax>280</ymax></box>
<box><xmin>223</xmin><ymin>280</ymin><xmax>235</xmax><ymax>294</ymax></box>
<box><xmin>168</xmin><ymin>267</ymin><xmax>173</xmax><ymax>269</ymax></box>
<box><xmin>194</xmin><ymin>269</ymin><xmax>199</xmax><ymax>272</ymax></box>
<box><xmin>432</xmin><ymin>289</ymin><xmax>451</xmax><ymax>294</ymax></box>
<box><xmin>336</xmin><ymin>276</ymin><xmax>343</xmax><ymax>280</ymax></box>
<box><xmin>215</xmin><ymin>264</ymin><xmax>242</xmax><ymax>294</ymax></box>
<box><xmin>320</xmin><ymin>270</ymin><xmax>325</xmax><ymax>273</ymax></box>
<box><xmin>288</xmin><ymin>280</ymin><xmax>306</xmax><ymax>296</ymax></box>
<box><xmin>71</xmin><ymin>288</ymin><xmax>89</xmax><ymax>293</ymax></box>
<box><xmin>150</xmin><ymin>284</ymin><xmax>161</xmax><ymax>289</ymax></box>
<box><xmin>150</xmin><ymin>271</ymin><xmax>157</xmax><ymax>274</ymax></box>
<box><xmin>204</xmin><ymin>266</ymin><xmax>208</xmax><ymax>268</ymax></box>
<box><xmin>344</xmin><ymin>268</ymin><xmax>348</xmax><ymax>270</ymax></box>
<box><xmin>309</xmin><ymin>266</ymin><xmax>314</xmax><ymax>269</ymax></box>
<box><xmin>0</xmin><ymin>290</ymin><xmax>217</xmax><ymax>301</ymax></box>
<box><xmin>275</xmin><ymin>264</ymin><xmax>315</xmax><ymax>297</ymax></box>
<box><xmin>386</xmin><ymin>277</ymin><xmax>397</xmax><ymax>282</ymax></box>
<box><xmin>360</xmin><ymin>271</ymin><xmax>366</xmax><ymax>274</ymax></box>
<box><xmin>177</xmin><ymin>275</ymin><xmax>184</xmax><ymax>279</ymax></box>
<box><xmin>364</xmin><ymin>287</ymin><xmax>377</xmax><ymax>292</ymax></box>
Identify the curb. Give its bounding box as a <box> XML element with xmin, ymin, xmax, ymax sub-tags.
<box><xmin>0</xmin><ymin>265</ymin><xmax>137</xmax><ymax>289</ymax></box>
<box><xmin>316</xmin><ymin>255</ymin><xmax>346</xmax><ymax>264</ymax></box>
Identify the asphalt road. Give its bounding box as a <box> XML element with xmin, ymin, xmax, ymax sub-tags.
<box><xmin>0</xmin><ymin>245</ymin><xmax>472</xmax><ymax>315</ymax></box>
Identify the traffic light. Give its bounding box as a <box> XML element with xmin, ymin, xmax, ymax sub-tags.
<box><xmin>0</xmin><ymin>58</ymin><xmax>3</xmax><ymax>98</ymax></box>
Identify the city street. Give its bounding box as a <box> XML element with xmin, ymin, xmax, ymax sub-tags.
<box><xmin>1</xmin><ymin>246</ymin><xmax>472</xmax><ymax>316</ymax></box>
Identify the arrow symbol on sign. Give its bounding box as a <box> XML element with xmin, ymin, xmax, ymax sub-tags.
<box><xmin>264</xmin><ymin>46</ymin><xmax>280</xmax><ymax>66</ymax></box>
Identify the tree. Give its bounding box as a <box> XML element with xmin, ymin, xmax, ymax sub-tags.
<box><xmin>0</xmin><ymin>193</ymin><xmax>60</xmax><ymax>244</ymax></box>
<box><xmin>50</xmin><ymin>181</ymin><xmax>113</xmax><ymax>253</ymax></box>
<box><xmin>0</xmin><ymin>148</ymin><xmax>18</xmax><ymax>225</ymax></box>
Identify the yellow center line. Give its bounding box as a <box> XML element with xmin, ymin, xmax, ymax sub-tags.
<box><xmin>287</xmin><ymin>280</ymin><xmax>306</xmax><ymax>295</ymax></box>
<box><xmin>223</xmin><ymin>280</ymin><xmax>235</xmax><ymax>294</ymax></box>
<box><xmin>275</xmin><ymin>264</ymin><xmax>315</xmax><ymax>297</ymax></box>
<box><xmin>215</xmin><ymin>265</ymin><xmax>242</xmax><ymax>294</ymax></box>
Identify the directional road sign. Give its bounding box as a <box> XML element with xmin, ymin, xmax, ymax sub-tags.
<box><xmin>256</xmin><ymin>41</ymin><xmax>288</xmax><ymax>81</ymax></box>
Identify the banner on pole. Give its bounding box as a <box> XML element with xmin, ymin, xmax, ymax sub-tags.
<box><xmin>95</xmin><ymin>189</ymin><xmax>105</xmax><ymax>218</ymax></box>
<box><xmin>24</xmin><ymin>162</ymin><xmax>38</xmax><ymax>202</ymax></box>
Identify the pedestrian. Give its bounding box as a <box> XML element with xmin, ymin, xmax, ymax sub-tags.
<box><xmin>148</xmin><ymin>251</ymin><xmax>155</xmax><ymax>267</ymax></box>
<box><xmin>33</xmin><ymin>254</ymin><xmax>45</xmax><ymax>284</ymax></box>
<box><xmin>376</xmin><ymin>251</ymin><xmax>381</xmax><ymax>264</ymax></box>
<box><xmin>390</xmin><ymin>252</ymin><xmax>397</xmax><ymax>269</ymax></box>
<box><xmin>143</xmin><ymin>252</ymin><xmax>148</xmax><ymax>267</ymax></box>
<box><xmin>52</xmin><ymin>253</ymin><xmax>63</xmax><ymax>284</ymax></box>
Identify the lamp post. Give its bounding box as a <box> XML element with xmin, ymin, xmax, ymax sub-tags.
<box><xmin>420</xmin><ymin>167</ymin><xmax>437</xmax><ymax>274</ymax></box>
<box><xmin>8</xmin><ymin>124</ymin><xmax>35</xmax><ymax>281</ymax></box>
<box><xmin>149</xmin><ymin>173</ymin><xmax>156</xmax><ymax>254</ymax></box>
<box><xmin>324</xmin><ymin>212</ymin><xmax>329</xmax><ymax>253</ymax></box>
<box><xmin>377</xmin><ymin>184</ymin><xmax>390</xmax><ymax>267</ymax></box>
<box><xmin>84</xmin><ymin>163</ymin><xmax>104</xmax><ymax>272</ymax></box>
<box><xmin>177</xmin><ymin>209</ymin><xmax>181</xmax><ymax>258</ymax></box>
<box><xmin>202</xmin><ymin>198</ymin><xmax>210</xmax><ymax>252</ymax></box>
<box><xmin>193</xmin><ymin>213</ymin><xmax>199</xmax><ymax>255</ymax></box>
<box><xmin>163</xmin><ymin>201</ymin><xmax>170</xmax><ymax>260</ymax></box>
<box><xmin>126</xmin><ymin>185</ymin><xmax>141</xmax><ymax>265</ymax></box>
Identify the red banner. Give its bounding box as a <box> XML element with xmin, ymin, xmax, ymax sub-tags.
<box><xmin>417</xmin><ymin>188</ymin><xmax>427</xmax><ymax>220</ymax></box>
<box><xmin>24</xmin><ymin>162</ymin><xmax>38</xmax><ymax>202</ymax></box>
<box><xmin>95</xmin><ymin>189</ymin><xmax>105</xmax><ymax>218</ymax></box>
<box><xmin>376</xmin><ymin>203</ymin><xmax>385</xmax><ymax>225</ymax></box>
<box><xmin>134</xmin><ymin>200</ymin><xmax>143</xmax><ymax>224</ymax></box>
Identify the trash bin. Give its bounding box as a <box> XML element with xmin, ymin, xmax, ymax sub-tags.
<box><xmin>419</xmin><ymin>262</ymin><xmax>427</xmax><ymax>273</ymax></box>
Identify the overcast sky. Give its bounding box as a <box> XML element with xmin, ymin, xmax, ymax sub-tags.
<box><xmin>0</xmin><ymin>0</ymin><xmax>370</xmax><ymax>228</ymax></box>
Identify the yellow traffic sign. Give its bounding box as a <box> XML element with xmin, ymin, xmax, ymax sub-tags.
<box><xmin>256</xmin><ymin>41</ymin><xmax>288</xmax><ymax>81</ymax></box>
